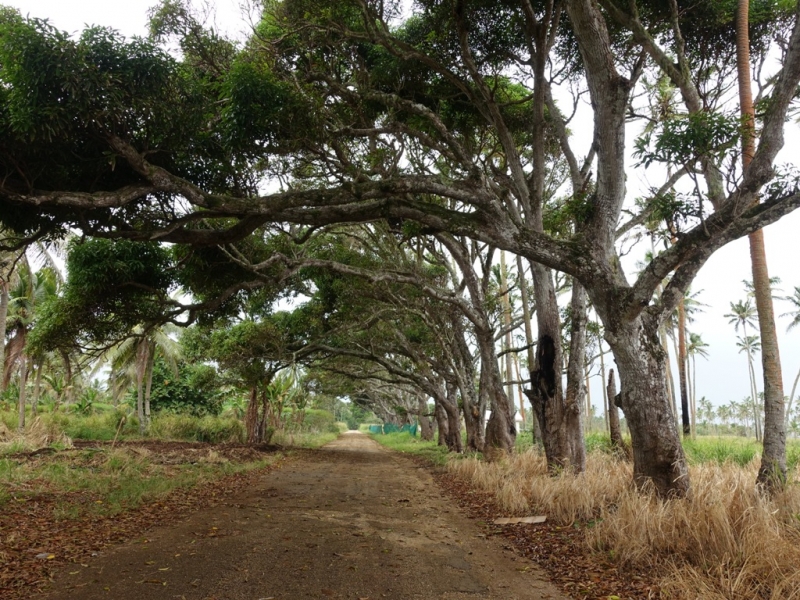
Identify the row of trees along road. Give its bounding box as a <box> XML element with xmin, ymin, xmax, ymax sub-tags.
<box><xmin>2</xmin><ymin>0</ymin><xmax>800</xmax><ymax>497</ymax></box>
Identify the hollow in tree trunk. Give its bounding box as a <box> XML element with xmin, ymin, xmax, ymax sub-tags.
<box><xmin>526</xmin><ymin>265</ymin><xmax>585</xmax><ymax>472</ymax></box>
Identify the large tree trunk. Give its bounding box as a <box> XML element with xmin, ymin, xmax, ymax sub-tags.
<box><xmin>452</xmin><ymin>312</ymin><xmax>485</xmax><ymax>451</ymax></box>
<box><xmin>527</xmin><ymin>263</ymin><xmax>585</xmax><ymax>471</ymax></box>
<box><xmin>738</xmin><ymin>0</ymin><xmax>787</xmax><ymax>489</ymax></box>
<box><xmin>597</xmin><ymin>319</ymin><xmax>609</xmax><ymax>431</ymax></box>
<box><xmin>136</xmin><ymin>340</ymin><xmax>147</xmax><ymax>435</ymax></box>
<box><xmin>605</xmin><ymin>316</ymin><xmax>690</xmax><ymax>497</ymax></box>
<box><xmin>0</xmin><ymin>278</ymin><xmax>8</xmax><ymax>394</ymax></box>
<box><xmin>480</xmin><ymin>325</ymin><xmax>516</xmax><ymax>458</ymax></box>
<box><xmin>434</xmin><ymin>402</ymin><xmax>448</xmax><ymax>447</ymax></box>
<box><xmin>417</xmin><ymin>396</ymin><xmax>434</xmax><ymax>441</ymax></box>
<box><xmin>442</xmin><ymin>382</ymin><xmax>464</xmax><ymax>453</ymax></box>
<box><xmin>677</xmin><ymin>299</ymin><xmax>691</xmax><ymax>436</ymax></box>
<box><xmin>516</xmin><ymin>256</ymin><xmax>543</xmax><ymax>447</ymax></box>
<box><xmin>245</xmin><ymin>386</ymin><xmax>259</xmax><ymax>443</ymax></box>
<box><xmin>606</xmin><ymin>369</ymin><xmax>624</xmax><ymax>451</ymax></box>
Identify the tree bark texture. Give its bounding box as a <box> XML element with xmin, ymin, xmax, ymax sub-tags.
<box><xmin>17</xmin><ymin>353</ymin><xmax>27</xmax><ymax>431</ymax></box>
<box><xmin>737</xmin><ymin>0</ymin><xmax>787</xmax><ymax>488</ymax></box>
<box><xmin>434</xmin><ymin>402</ymin><xmax>449</xmax><ymax>447</ymax></box>
<box><xmin>517</xmin><ymin>256</ymin><xmax>543</xmax><ymax>447</ymax></box>
<box><xmin>604</xmin><ymin>316</ymin><xmax>689</xmax><ymax>497</ymax></box>
<box><xmin>606</xmin><ymin>369</ymin><xmax>624</xmax><ymax>451</ymax></box>
<box><xmin>245</xmin><ymin>387</ymin><xmax>259</xmax><ymax>443</ymax></box>
<box><xmin>527</xmin><ymin>263</ymin><xmax>585</xmax><ymax>472</ymax></box>
<box><xmin>417</xmin><ymin>396</ymin><xmax>434</xmax><ymax>441</ymax></box>
<box><xmin>477</xmin><ymin>322</ymin><xmax>515</xmax><ymax>457</ymax></box>
<box><xmin>0</xmin><ymin>279</ymin><xmax>8</xmax><ymax>394</ymax></box>
<box><xmin>136</xmin><ymin>340</ymin><xmax>147</xmax><ymax>435</ymax></box>
<box><xmin>678</xmin><ymin>299</ymin><xmax>691</xmax><ymax>436</ymax></box>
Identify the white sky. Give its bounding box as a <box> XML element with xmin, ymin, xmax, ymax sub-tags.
<box><xmin>7</xmin><ymin>0</ymin><xmax>800</xmax><ymax>412</ymax></box>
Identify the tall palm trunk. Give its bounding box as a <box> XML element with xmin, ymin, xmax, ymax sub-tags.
<box><xmin>0</xmin><ymin>279</ymin><xmax>8</xmax><ymax>394</ymax></box>
<box><xmin>738</xmin><ymin>0</ymin><xmax>787</xmax><ymax>488</ymax></box>
<box><xmin>677</xmin><ymin>299</ymin><xmax>691</xmax><ymax>436</ymax></box>
<box><xmin>32</xmin><ymin>359</ymin><xmax>42</xmax><ymax>415</ymax></box>
<box><xmin>787</xmin><ymin>365</ymin><xmax>800</xmax><ymax>430</ymax></box>
<box><xmin>136</xmin><ymin>339</ymin><xmax>148</xmax><ymax>435</ymax></box>
<box><xmin>17</xmin><ymin>353</ymin><xmax>27</xmax><ymax>430</ymax></box>
<box><xmin>689</xmin><ymin>353</ymin><xmax>697</xmax><ymax>439</ymax></box>
<box><xmin>144</xmin><ymin>346</ymin><xmax>155</xmax><ymax>428</ymax></box>
<box><xmin>660</xmin><ymin>325</ymin><xmax>678</xmax><ymax>420</ymax></box>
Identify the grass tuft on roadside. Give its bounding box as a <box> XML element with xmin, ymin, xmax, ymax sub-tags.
<box><xmin>447</xmin><ymin>447</ymin><xmax>800</xmax><ymax>600</ymax></box>
<box><xmin>369</xmin><ymin>431</ymin><xmax>451</xmax><ymax>465</ymax></box>
<box><xmin>0</xmin><ymin>445</ymin><xmax>277</xmax><ymax>518</ymax></box>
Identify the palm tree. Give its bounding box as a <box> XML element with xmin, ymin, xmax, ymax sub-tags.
<box><xmin>726</xmin><ymin>299</ymin><xmax>762</xmax><ymax>439</ymax></box>
<box><xmin>686</xmin><ymin>332</ymin><xmax>710</xmax><ymax>437</ymax></box>
<box><xmin>781</xmin><ymin>285</ymin><xmax>800</xmax><ymax>429</ymax></box>
<box><xmin>736</xmin><ymin>334</ymin><xmax>762</xmax><ymax>439</ymax></box>
<box><xmin>5</xmin><ymin>262</ymin><xmax>59</xmax><ymax>429</ymax></box>
<box><xmin>105</xmin><ymin>323</ymin><xmax>182</xmax><ymax>434</ymax></box>
<box><xmin>737</xmin><ymin>0</ymin><xmax>786</xmax><ymax>488</ymax></box>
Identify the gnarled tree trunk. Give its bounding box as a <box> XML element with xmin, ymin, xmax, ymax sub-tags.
<box><xmin>527</xmin><ymin>264</ymin><xmax>585</xmax><ymax>472</ymax></box>
<box><xmin>417</xmin><ymin>396</ymin><xmax>434</xmax><ymax>441</ymax></box>
<box><xmin>606</xmin><ymin>369</ymin><xmax>624</xmax><ymax>451</ymax></box>
<box><xmin>605</xmin><ymin>316</ymin><xmax>689</xmax><ymax>496</ymax></box>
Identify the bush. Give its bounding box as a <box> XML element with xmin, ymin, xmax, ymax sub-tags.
<box><xmin>285</xmin><ymin>409</ymin><xmax>339</xmax><ymax>434</ymax></box>
<box><xmin>145</xmin><ymin>360</ymin><xmax>228</xmax><ymax>417</ymax></box>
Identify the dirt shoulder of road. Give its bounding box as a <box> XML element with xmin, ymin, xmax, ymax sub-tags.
<box><xmin>0</xmin><ymin>441</ymin><xmax>289</xmax><ymax>599</ymax></box>
<box><xmin>24</xmin><ymin>433</ymin><xmax>567</xmax><ymax>600</ymax></box>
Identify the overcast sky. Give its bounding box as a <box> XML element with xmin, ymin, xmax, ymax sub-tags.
<box><xmin>7</xmin><ymin>0</ymin><xmax>800</xmax><ymax>412</ymax></box>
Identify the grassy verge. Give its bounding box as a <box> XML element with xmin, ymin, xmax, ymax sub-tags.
<box><xmin>0</xmin><ymin>446</ymin><xmax>277</xmax><ymax>519</ymax></box>
<box><xmin>272</xmin><ymin>430</ymin><xmax>340</xmax><ymax>449</ymax></box>
<box><xmin>369</xmin><ymin>431</ymin><xmax>452</xmax><ymax>466</ymax></box>
<box><xmin>447</xmin><ymin>444</ymin><xmax>800</xmax><ymax>599</ymax></box>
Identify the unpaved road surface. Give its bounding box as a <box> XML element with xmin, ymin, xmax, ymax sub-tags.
<box><xmin>41</xmin><ymin>433</ymin><xmax>566</xmax><ymax>600</ymax></box>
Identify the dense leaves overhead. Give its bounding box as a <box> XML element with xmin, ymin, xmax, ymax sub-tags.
<box><xmin>29</xmin><ymin>239</ymin><xmax>174</xmax><ymax>351</ymax></box>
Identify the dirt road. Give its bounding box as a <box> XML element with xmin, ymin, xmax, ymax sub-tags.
<box><xmin>41</xmin><ymin>432</ymin><xmax>566</xmax><ymax>600</ymax></box>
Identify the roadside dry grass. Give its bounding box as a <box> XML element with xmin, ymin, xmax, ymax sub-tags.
<box><xmin>448</xmin><ymin>449</ymin><xmax>800</xmax><ymax>599</ymax></box>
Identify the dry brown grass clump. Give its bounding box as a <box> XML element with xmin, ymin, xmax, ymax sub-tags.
<box><xmin>0</xmin><ymin>417</ymin><xmax>72</xmax><ymax>453</ymax></box>
<box><xmin>447</xmin><ymin>451</ymin><xmax>800</xmax><ymax>599</ymax></box>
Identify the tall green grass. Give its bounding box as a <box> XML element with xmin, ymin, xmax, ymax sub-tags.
<box><xmin>370</xmin><ymin>431</ymin><xmax>451</xmax><ymax>465</ymax></box>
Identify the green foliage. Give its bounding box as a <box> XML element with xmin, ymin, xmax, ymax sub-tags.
<box><xmin>287</xmin><ymin>408</ymin><xmax>339</xmax><ymax>434</ymax></box>
<box><xmin>147</xmin><ymin>359</ymin><xmax>228</xmax><ymax>417</ymax></box>
<box><xmin>30</xmin><ymin>238</ymin><xmax>174</xmax><ymax>351</ymax></box>
<box><xmin>634</xmin><ymin>111</ymin><xmax>741</xmax><ymax>169</ymax></box>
